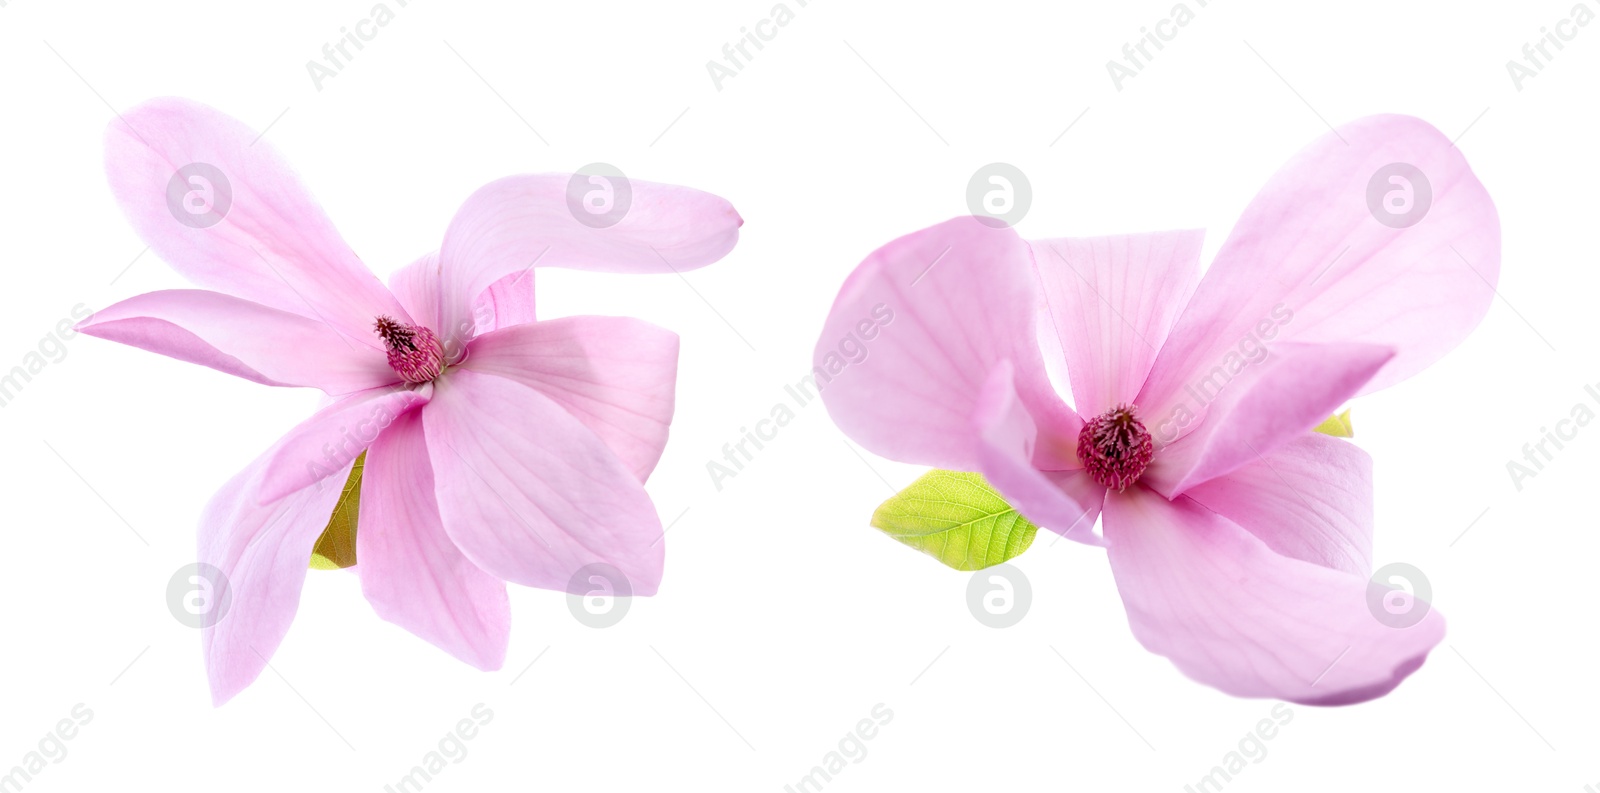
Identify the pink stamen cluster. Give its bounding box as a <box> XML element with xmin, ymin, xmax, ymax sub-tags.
<box><xmin>374</xmin><ymin>316</ymin><xmax>445</xmax><ymax>384</ymax></box>
<box><xmin>1077</xmin><ymin>404</ymin><xmax>1155</xmax><ymax>492</ymax></box>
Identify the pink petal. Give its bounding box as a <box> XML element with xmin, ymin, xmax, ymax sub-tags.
<box><xmin>1139</xmin><ymin>115</ymin><xmax>1500</xmax><ymax>421</ymax></box>
<box><xmin>972</xmin><ymin>362</ymin><xmax>1104</xmax><ymax>544</ymax></box>
<box><xmin>1141</xmin><ymin>342</ymin><xmax>1394</xmax><ymax>497</ymax></box>
<box><xmin>357</xmin><ymin>409</ymin><xmax>510</xmax><ymax>669</ymax></box>
<box><xmin>1031</xmin><ymin>231</ymin><xmax>1204</xmax><ymax>416</ymax></box>
<box><xmin>1185</xmin><ymin>434</ymin><xmax>1373</xmax><ymax>577</ymax></box>
<box><xmin>434</xmin><ymin>174</ymin><xmax>741</xmax><ymax>351</ymax></box>
<box><xmin>421</xmin><ymin>369</ymin><xmax>665</xmax><ymax>595</ymax></box>
<box><xmin>200</xmin><ymin>446</ymin><xmax>353</xmax><ymax>706</ymax></box>
<box><xmin>105</xmin><ymin>98</ymin><xmax>409</xmax><ymax>344</ymax></box>
<box><xmin>77</xmin><ymin>289</ymin><xmax>397</xmax><ymax>394</ymax></box>
<box><xmin>473</xmin><ymin>271</ymin><xmax>538</xmax><ymax>333</ymax></box>
<box><xmin>461</xmin><ymin>317</ymin><xmax>678</xmax><ymax>482</ymax></box>
<box><xmin>390</xmin><ymin>255</ymin><xmax>537</xmax><ymax>353</ymax></box>
<box><xmin>387</xmin><ymin>253</ymin><xmax>483</xmax><ymax>370</ymax></box>
<box><xmin>257</xmin><ymin>385</ymin><xmax>431</xmax><ymax>503</ymax></box>
<box><xmin>389</xmin><ymin>254</ymin><xmax>445</xmax><ymax>335</ymax></box>
<box><xmin>1103</xmin><ymin>487</ymin><xmax>1444</xmax><ymax>705</ymax></box>
<box><xmin>814</xmin><ymin>217</ymin><xmax>1080</xmax><ymax>471</ymax></box>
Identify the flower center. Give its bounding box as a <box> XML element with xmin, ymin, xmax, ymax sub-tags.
<box><xmin>374</xmin><ymin>316</ymin><xmax>445</xmax><ymax>384</ymax></box>
<box><xmin>1077</xmin><ymin>404</ymin><xmax>1155</xmax><ymax>492</ymax></box>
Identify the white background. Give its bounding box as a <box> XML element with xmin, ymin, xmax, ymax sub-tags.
<box><xmin>1</xmin><ymin>1</ymin><xmax>1596</xmax><ymax>791</ymax></box>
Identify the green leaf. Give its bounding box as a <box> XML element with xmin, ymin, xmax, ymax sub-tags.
<box><xmin>309</xmin><ymin>451</ymin><xmax>364</xmax><ymax>570</ymax></box>
<box><xmin>870</xmin><ymin>470</ymin><xmax>1039</xmax><ymax>571</ymax></box>
<box><xmin>1313</xmin><ymin>408</ymin><xmax>1354</xmax><ymax>438</ymax></box>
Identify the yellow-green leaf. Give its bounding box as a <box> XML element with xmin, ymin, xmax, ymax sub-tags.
<box><xmin>309</xmin><ymin>451</ymin><xmax>364</xmax><ymax>569</ymax></box>
<box><xmin>1313</xmin><ymin>409</ymin><xmax>1354</xmax><ymax>438</ymax></box>
<box><xmin>870</xmin><ymin>470</ymin><xmax>1039</xmax><ymax>571</ymax></box>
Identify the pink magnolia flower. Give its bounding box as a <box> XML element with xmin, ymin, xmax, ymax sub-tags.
<box><xmin>816</xmin><ymin>115</ymin><xmax>1499</xmax><ymax>704</ymax></box>
<box><xmin>79</xmin><ymin>98</ymin><xmax>741</xmax><ymax>704</ymax></box>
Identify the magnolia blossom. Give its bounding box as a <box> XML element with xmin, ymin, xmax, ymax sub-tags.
<box><xmin>815</xmin><ymin>115</ymin><xmax>1499</xmax><ymax>704</ymax></box>
<box><xmin>79</xmin><ymin>98</ymin><xmax>741</xmax><ymax>704</ymax></box>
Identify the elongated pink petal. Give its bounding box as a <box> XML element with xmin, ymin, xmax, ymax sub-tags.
<box><xmin>257</xmin><ymin>385</ymin><xmax>431</xmax><ymax>502</ymax></box>
<box><xmin>77</xmin><ymin>290</ymin><xmax>397</xmax><ymax>394</ymax></box>
<box><xmin>973</xmin><ymin>362</ymin><xmax>1104</xmax><ymax>544</ymax></box>
<box><xmin>1139</xmin><ymin>115</ymin><xmax>1500</xmax><ymax>421</ymax></box>
<box><xmin>358</xmin><ymin>410</ymin><xmax>510</xmax><ymax>669</ymax></box>
<box><xmin>461</xmin><ymin>317</ymin><xmax>678</xmax><ymax>482</ymax></box>
<box><xmin>1103</xmin><ymin>487</ymin><xmax>1443</xmax><ymax>705</ymax></box>
<box><xmin>421</xmin><ymin>369</ymin><xmax>665</xmax><ymax>595</ymax></box>
<box><xmin>200</xmin><ymin>447</ymin><xmax>353</xmax><ymax>706</ymax></box>
<box><xmin>435</xmin><ymin>174</ymin><xmax>740</xmax><ymax>350</ymax></box>
<box><xmin>389</xmin><ymin>254</ymin><xmax>445</xmax><ymax>336</ymax></box>
<box><xmin>815</xmin><ymin>217</ymin><xmax>1080</xmax><ymax>471</ymax></box>
<box><xmin>1186</xmin><ymin>434</ymin><xmax>1373</xmax><ymax>577</ymax></box>
<box><xmin>105</xmin><ymin>98</ymin><xmax>409</xmax><ymax>343</ymax></box>
<box><xmin>1031</xmin><ymin>231</ymin><xmax>1204</xmax><ymax>415</ymax></box>
<box><xmin>473</xmin><ymin>271</ymin><xmax>538</xmax><ymax>333</ymax></box>
<box><xmin>1141</xmin><ymin>342</ymin><xmax>1394</xmax><ymax>497</ymax></box>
